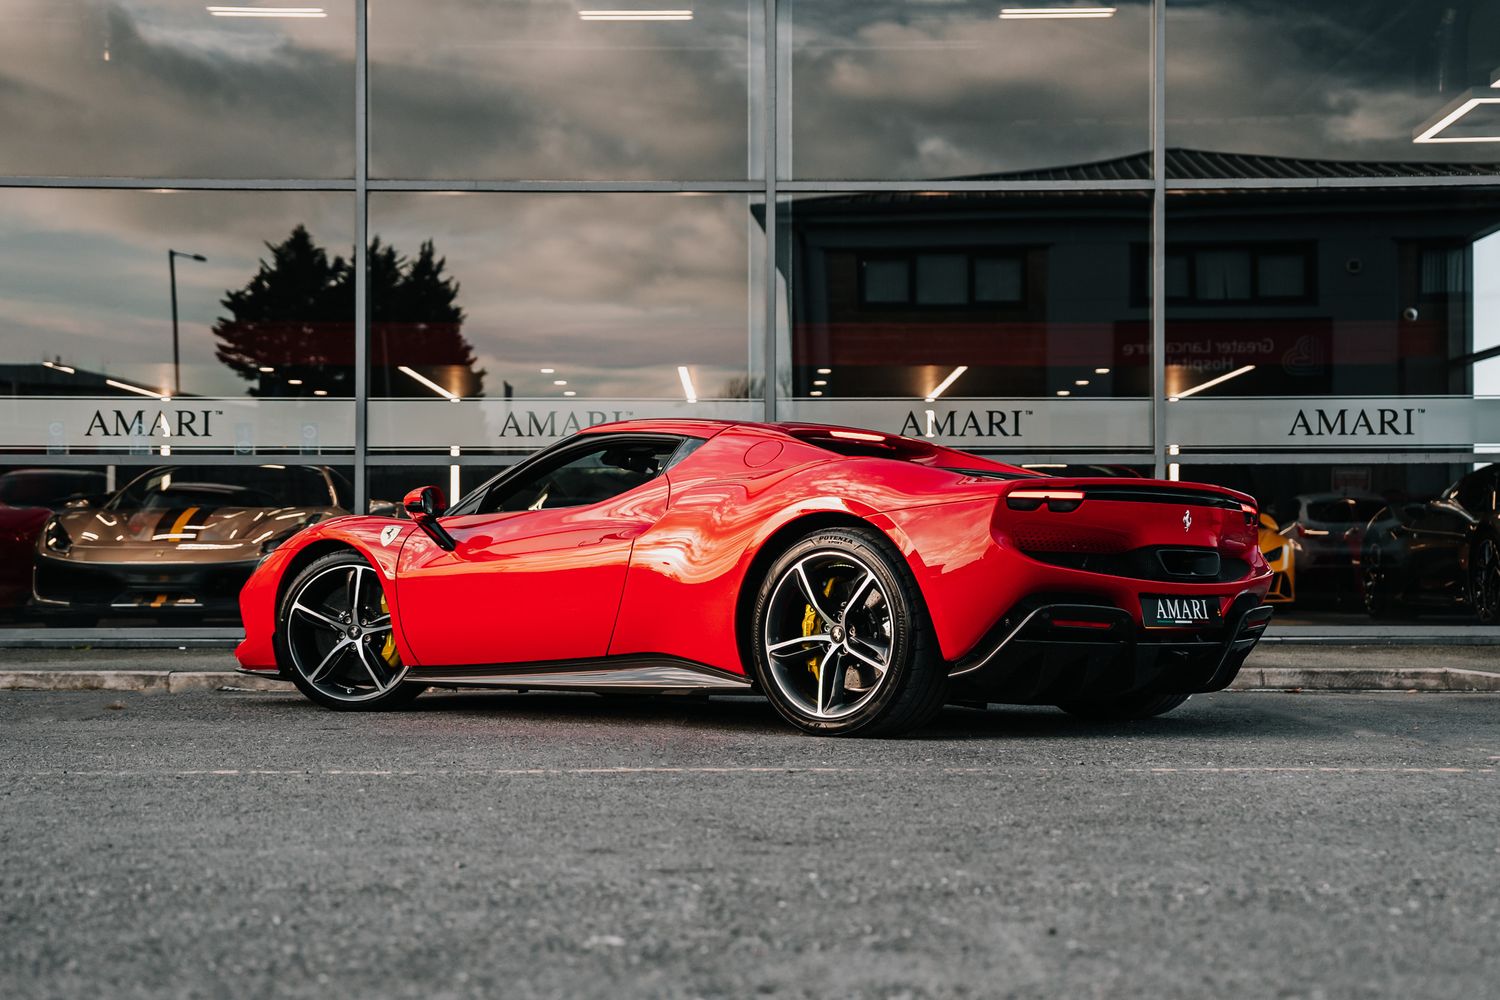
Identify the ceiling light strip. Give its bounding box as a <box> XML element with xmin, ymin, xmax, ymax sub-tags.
<box><xmin>207</xmin><ymin>6</ymin><xmax>328</xmax><ymax>17</ymax></box>
<box><xmin>579</xmin><ymin>9</ymin><xmax>693</xmax><ymax>21</ymax></box>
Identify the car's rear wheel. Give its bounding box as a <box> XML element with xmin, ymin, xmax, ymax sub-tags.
<box><xmin>750</xmin><ymin>527</ymin><xmax>945</xmax><ymax>737</ymax></box>
<box><xmin>1057</xmin><ymin>691</ymin><xmax>1190</xmax><ymax>721</ymax></box>
<box><xmin>276</xmin><ymin>551</ymin><xmax>423</xmax><ymax>710</ymax></box>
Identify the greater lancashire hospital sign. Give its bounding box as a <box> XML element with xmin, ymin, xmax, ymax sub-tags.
<box><xmin>1</xmin><ymin>396</ymin><xmax>1494</xmax><ymax>452</ymax></box>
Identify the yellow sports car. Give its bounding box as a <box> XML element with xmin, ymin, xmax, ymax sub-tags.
<box><xmin>1258</xmin><ymin>512</ymin><xmax>1295</xmax><ymax>603</ymax></box>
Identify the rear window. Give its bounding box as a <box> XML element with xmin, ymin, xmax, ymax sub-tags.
<box><xmin>782</xmin><ymin>427</ymin><xmax>1034</xmax><ymax>479</ymax></box>
<box><xmin>1306</xmin><ymin>499</ymin><xmax>1383</xmax><ymax>524</ymax></box>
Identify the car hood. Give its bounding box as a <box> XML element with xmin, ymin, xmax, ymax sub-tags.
<box><xmin>45</xmin><ymin>505</ymin><xmax>340</xmax><ymax>563</ymax></box>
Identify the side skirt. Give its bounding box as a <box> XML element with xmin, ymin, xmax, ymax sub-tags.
<box><xmin>405</xmin><ymin>656</ymin><xmax>754</xmax><ymax>695</ymax></box>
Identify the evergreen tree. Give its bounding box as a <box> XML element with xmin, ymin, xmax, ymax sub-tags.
<box><xmin>213</xmin><ymin>226</ymin><xmax>483</xmax><ymax>397</ymax></box>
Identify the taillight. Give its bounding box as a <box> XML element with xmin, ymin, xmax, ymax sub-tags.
<box><xmin>1006</xmin><ymin>489</ymin><xmax>1085</xmax><ymax>513</ymax></box>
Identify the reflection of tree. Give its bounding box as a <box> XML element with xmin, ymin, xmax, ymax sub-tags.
<box><xmin>213</xmin><ymin>225</ymin><xmax>484</xmax><ymax>398</ymax></box>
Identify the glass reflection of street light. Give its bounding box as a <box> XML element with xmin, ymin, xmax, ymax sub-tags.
<box><xmin>168</xmin><ymin>249</ymin><xmax>207</xmax><ymax>395</ymax></box>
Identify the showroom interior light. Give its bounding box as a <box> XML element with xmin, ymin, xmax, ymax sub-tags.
<box><xmin>677</xmin><ymin>365</ymin><xmax>698</xmax><ymax>404</ymax></box>
<box><xmin>999</xmin><ymin>6</ymin><xmax>1116</xmax><ymax>19</ymax></box>
<box><xmin>105</xmin><ymin>377</ymin><xmax>168</xmax><ymax>400</ymax></box>
<box><xmin>41</xmin><ymin>360</ymin><xmax>76</xmax><ymax>375</ymax></box>
<box><xmin>1413</xmin><ymin>80</ymin><xmax>1500</xmax><ymax>143</ymax></box>
<box><xmin>924</xmin><ymin>365</ymin><xmax>968</xmax><ymax>403</ymax></box>
<box><xmin>205</xmin><ymin>6</ymin><xmax>328</xmax><ymax>18</ymax></box>
<box><xmin>579</xmin><ymin>9</ymin><xmax>693</xmax><ymax>21</ymax></box>
<box><xmin>398</xmin><ymin>365</ymin><xmax>460</xmax><ymax>402</ymax></box>
<box><xmin>1169</xmin><ymin>364</ymin><xmax>1256</xmax><ymax>400</ymax></box>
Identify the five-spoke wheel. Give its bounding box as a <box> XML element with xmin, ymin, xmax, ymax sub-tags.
<box><xmin>751</xmin><ymin>527</ymin><xmax>945</xmax><ymax>736</ymax></box>
<box><xmin>277</xmin><ymin>551</ymin><xmax>421</xmax><ymax>709</ymax></box>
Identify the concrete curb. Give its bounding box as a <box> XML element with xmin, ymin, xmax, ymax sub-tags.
<box><xmin>0</xmin><ymin>671</ymin><xmax>291</xmax><ymax>693</ymax></box>
<box><xmin>1</xmin><ymin>668</ymin><xmax>1497</xmax><ymax>694</ymax></box>
<box><xmin>1228</xmin><ymin>667</ymin><xmax>1500</xmax><ymax>692</ymax></box>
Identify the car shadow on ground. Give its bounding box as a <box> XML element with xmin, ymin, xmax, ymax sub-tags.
<box><xmin>242</xmin><ymin>686</ymin><xmax>1275</xmax><ymax>742</ymax></box>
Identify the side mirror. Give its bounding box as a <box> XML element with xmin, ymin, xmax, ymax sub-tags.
<box><xmin>401</xmin><ymin>485</ymin><xmax>455</xmax><ymax>551</ymax></box>
<box><xmin>402</xmin><ymin>485</ymin><xmax>448</xmax><ymax>518</ymax></box>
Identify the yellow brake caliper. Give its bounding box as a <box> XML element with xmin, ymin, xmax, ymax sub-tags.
<box><xmin>378</xmin><ymin>592</ymin><xmax>401</xmax><ymax>668</ymax></box>
<box><xmin>802</xmin><ymin>577</ymin><xmax>837</xmax><ymax>680</ymax></box>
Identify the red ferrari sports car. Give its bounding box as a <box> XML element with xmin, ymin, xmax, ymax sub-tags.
<box><xmin>236</xmin><ymin>419</ymin><xmax>1273</xmax><ymax>736</ymax></box>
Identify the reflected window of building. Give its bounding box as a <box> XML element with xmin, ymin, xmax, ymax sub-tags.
<box><xmin>1167</xmin><ymin>1</ymin><xmax>1500</xmax><ymax>173</ymax></box>
<box><xmin>1165</xmin><ymin>187</ymin><xmax>1500</xmax><ymax>398</ymax></box>
<box><xmin>369</xmin><ymin>1</ymin><xmax>761</xmax><ymax>181</ymax></box>
<box><xmin>787</xmin><ymin>0</ymin><xmax>1151</xmax><ymax>180</ymax></box>
<box><xmin>779</xmin><ymin>192</ymin><xmax>1152</xmax><ymax>399</ymax></box>
<box><xmin>0</xmin><ymin>0</ymin><xmax>355</xmax><ymax>179</ymax></box>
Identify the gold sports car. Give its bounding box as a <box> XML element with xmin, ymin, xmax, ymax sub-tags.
<box><xmin>32</xmin><ymin>464</ymin><xmax>375</xmax><ymax>621</ymax></box>
<box><xmin>1257</xmin><ymin>512</ymin><xmax>1296</xmax><ymax>604</ymax></box>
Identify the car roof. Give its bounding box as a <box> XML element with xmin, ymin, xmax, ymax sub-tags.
<box><xmin>578</xmin><ymin>418</ymin><xmax>1036</xmax><ymax>477</ymax></box>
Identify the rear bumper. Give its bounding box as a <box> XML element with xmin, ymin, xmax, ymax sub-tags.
<box><xmin>949</xmin><ymin>593</ymin><xmax>1273</xmax><ymax>705</ymax></box>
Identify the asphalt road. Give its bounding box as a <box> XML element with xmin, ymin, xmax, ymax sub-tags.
<box><xmin>2</xmin><ymin>689</ymin><xmax>1497</xmax><ymax>1000</ymax></box>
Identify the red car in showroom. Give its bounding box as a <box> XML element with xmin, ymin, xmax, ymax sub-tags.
<box><xmin>236</xmin><ymin>420</ymin><xmax>1273</xmax><ymax>736</ymax></box>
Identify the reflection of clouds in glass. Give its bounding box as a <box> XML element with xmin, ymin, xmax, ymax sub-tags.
<box><xmin>0</xmin><ymin>0</ymin><xmax>354</xmax><ymax>177</ymax></box>
<box><xmin>370</xmin><ymin>194</ymin><xmax>756</xmax><ymax>398</ymax></box>
<box><xmin>789</xmin><ymin>1</ymin><xmax>1150</xmax><ymax>178</ymax></box>
<box><xmin>369</xmin><ymin>0</ymin><xmax>756</xmax><ymax>180</ymax></box>
<box><xmin>0</xmin><ymin>190</ymin><xmax>353</xmax><ymax>395</ymax></box>
<box><xmin>1168</xmin><ymin>1</ymin><xmax>1500</xmax><ymax>164</ymax></box>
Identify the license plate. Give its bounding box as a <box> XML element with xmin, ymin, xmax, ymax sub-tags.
<box><xmin>1142</xmin><ymin>594</ymin><xmax>1222</xmax><ymax>628</ymax></box>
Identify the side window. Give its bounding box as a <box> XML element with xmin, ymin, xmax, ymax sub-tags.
<box><xmin>480</xmin><ymin>438</ymin><xmax>681</xmax><ymax>513</ymax></box>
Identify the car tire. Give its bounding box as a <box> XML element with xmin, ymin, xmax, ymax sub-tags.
<box><xmin>1471</xmin><ymin>534</ymin><xmax>1500</xmax><ymax>625</ymax></box>
<box><xmin>1056</xmin><ymin>691</ymin><xmax>1191</xmax><ymax>721</ymax></box>
<box><xmin>750</xmin><ymin>526</ymin><xmax>946</xmax><ymax>737</ymax></box>
<box><xmin>275</xmin><ymin>550</ymin><xmax>423</xmax><ymax>711</ymax></box>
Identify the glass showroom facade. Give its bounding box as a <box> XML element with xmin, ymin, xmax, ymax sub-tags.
<box><xmin>1</xmin><ymin>0</ymin><xmax>1498</xmax><ymax>636</ymax></box>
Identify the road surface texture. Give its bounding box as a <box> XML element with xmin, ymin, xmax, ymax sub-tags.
<box><xmin>2</xmin><ymin>688</ymin><xmax>1497</xmax><ymax>1000</ymax></box>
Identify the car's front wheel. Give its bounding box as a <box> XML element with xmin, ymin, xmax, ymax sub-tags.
<box><xmin>275</xmin><ymin>551</ymin><xmax>423</xmax><ymax>711</ymax></box>
<box><xmin>750</xmin><ymin>527</ymin><xmax>946</xmax><ymax>737</ymax></box>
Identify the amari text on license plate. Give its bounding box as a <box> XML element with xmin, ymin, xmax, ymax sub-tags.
<box><xmin>1142</xmin><ymin>594</ymin><xmax>1223</xmax><ymax>628</ymax></box>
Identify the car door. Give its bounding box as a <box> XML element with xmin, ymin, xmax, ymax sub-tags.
<box><xmin>394</xmin><ymin>435</ymin><xmax>684</xmax><ymax>667</ymax></box>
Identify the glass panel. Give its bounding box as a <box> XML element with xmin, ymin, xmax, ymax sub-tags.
<box><xmin>915</xmin><ymin>254</ymin><xmax>968</xmax><ymax>306</ymax></box>
<box><xmin>786</xmin><ymin>0</ymin><xmax>1151</xmax><ymax>180</ymax></box>
<box><xmin>1165</xmin><ymin>188</ymin><xmax>1500</xmax><ymax>401</ymax></box>
<box><xmin>0</xmin><ymin>189</ymin><xmax>356</xmax><ymax>455</ymax></box>
<box><xmin>3</xmin><ymin>460</ymin><xmax>354</xmax><ymax>626</ymax></box>
<box><xmin>369</xmin><ymin>0</ymin><xmax>761</xmax><ymax>180</ymax></box>
<box><xmin>0</xmin><ymin>0</ymin><xmax>355</xmax><ymax>179</ymax></box>
<box><xmin>775</xmin><ymin>191</ymin><xmax>1153</xmax><ymax>452</ymax></box>
<box><xmin>1167</xmin><ymin>0</ymin><xmax>1500</xmax><ymax>174</ymax></box>
<box><xmin>1182</xmin><ymin>460</ymin><xmax>1497</xmax><ymax>628</ymax></box>
<box><xmin>367</xmin><ymin>192</ymin><xmax>763</xmax><ymax>453</ymax></box>
<box><xmin>974</xmin><ymin>257</ymin><xmax>1024</xmax><ymax>304</ymax></box>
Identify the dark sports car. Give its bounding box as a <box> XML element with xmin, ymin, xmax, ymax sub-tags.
<box><xmin>34</xmin><ymin>464</ymin><xmax>355</xmax><ymax>620</ymax></box>
<box><xmin>1361</xmin><ymin>463</ymin><xmax>1500</xmax><ymax>623</ymax></box>
<box><xmin>236</xmin><ymin>420</ymin><xmax>1274</xmax><ymax>736</ymax></box>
